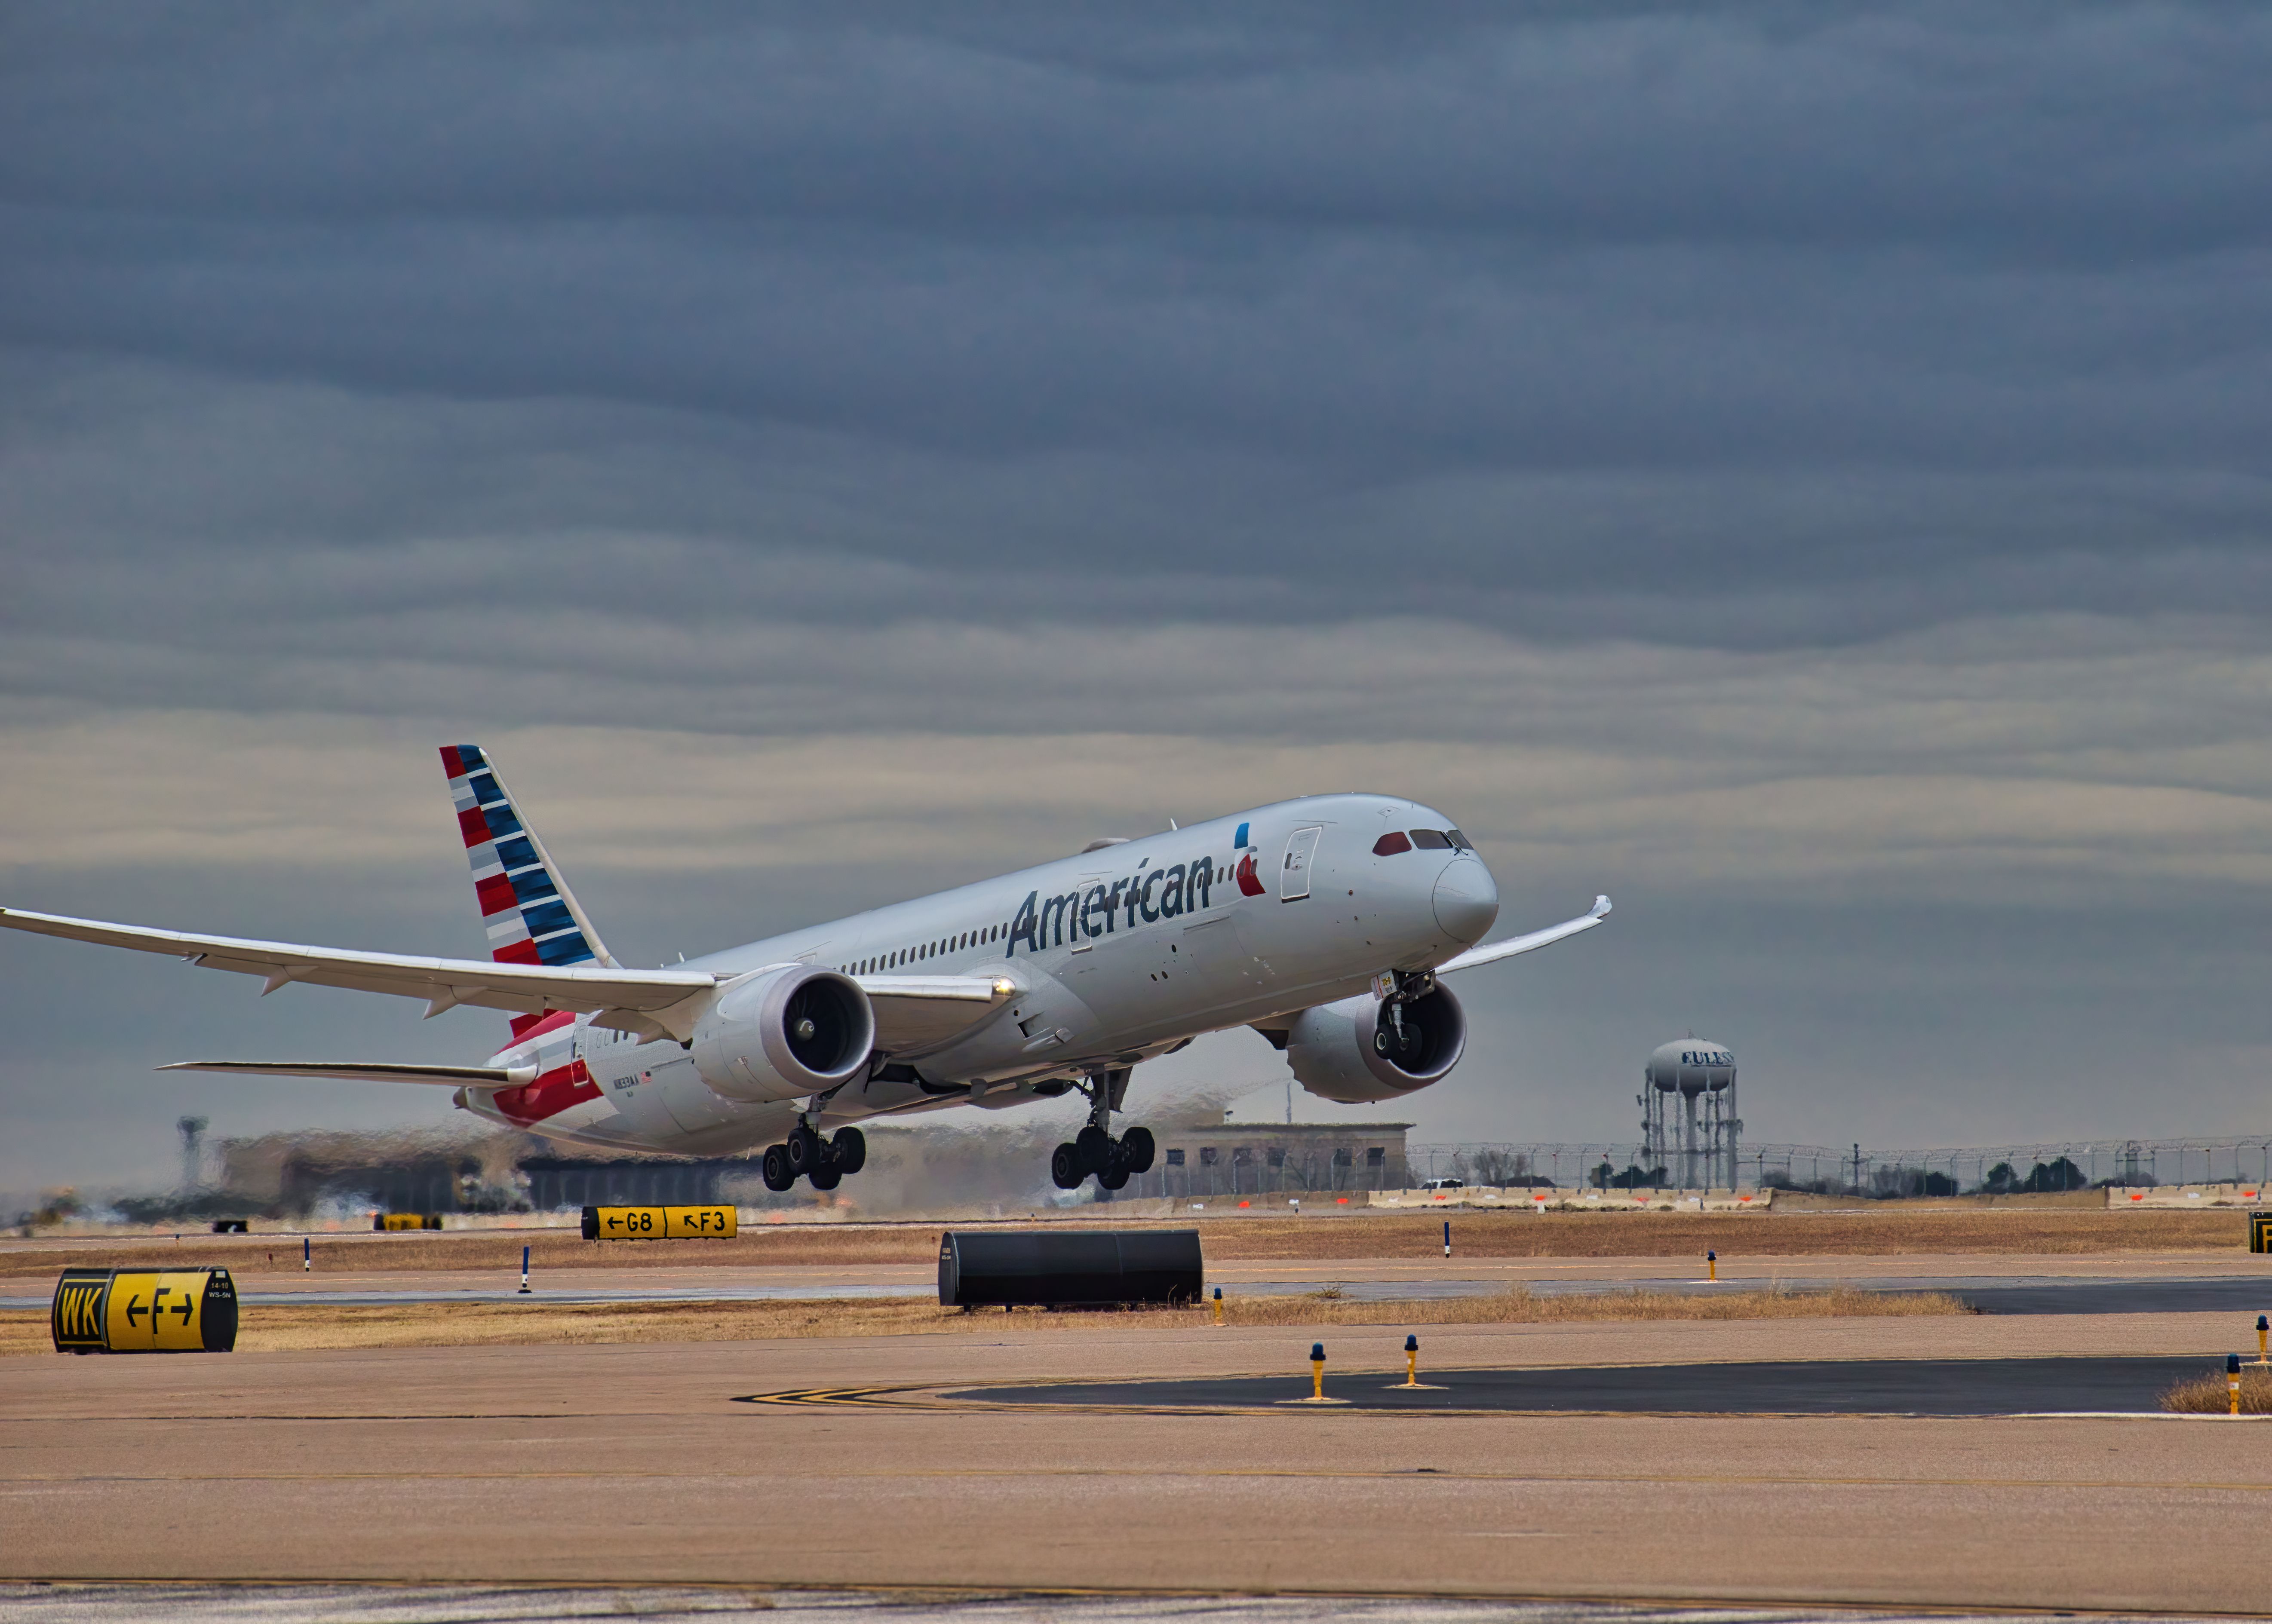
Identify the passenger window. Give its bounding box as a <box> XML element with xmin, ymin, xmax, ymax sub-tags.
<box><xmin>1409</xmin><ymin>829</ymin><xmax>1452</xmax><ymax>850</ymax></box>
<box><xmin>1372</xmin><ymin>831</ymin><xmax>1412</xmax><ymax>856</ymax></box>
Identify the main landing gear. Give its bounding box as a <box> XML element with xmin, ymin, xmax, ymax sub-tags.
<box><xmin>1051</xmin><ymin>1067</ymin><xmax>1154</xmax><ymax>1191</ymax></box>
<box><xmin>761</xmin><ymin>1123</ymin><xmax>865</xmax><ymax>1192</ymax></box>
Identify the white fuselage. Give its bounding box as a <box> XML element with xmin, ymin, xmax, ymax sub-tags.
<box><xmin>464</xmin><ymin>794</ymin><xmax>1498</xmax><ymax>1155</ymax></box>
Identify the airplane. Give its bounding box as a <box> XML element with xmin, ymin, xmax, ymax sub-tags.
<box><xmin>0</xmin><ymin>747</ymin><xmax>1610</xmax><ymax>1193</ymax></box>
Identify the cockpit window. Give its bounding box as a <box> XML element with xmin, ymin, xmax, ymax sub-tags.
<box><xmin>1446</xmin><ymin>829</ymin><xmax>1471</xmax><ymax>850</ymax></box>
<box><xmin>1372</xmin><ymin>831</ymin><xmax>1412</xmax><ymax>856</ymax></box>
<box><xmin>1409</xmin><ymin>829</ymin><xmax>1453</xmax><ymax>850</ymax></box>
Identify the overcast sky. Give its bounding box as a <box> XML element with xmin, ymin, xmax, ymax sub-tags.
<box><xmin>6</xmin><ymin>3</ymin><xmax>2271</xmax><ymax>1199</ymax></box>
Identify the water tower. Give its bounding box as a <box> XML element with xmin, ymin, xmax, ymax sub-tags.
<box><xmin>1641</xmin><ymin>1038</ymin><xmax>1738</xmax><ymax>1189</ymax></box>
<box><xmin>178</xmin><ymin>1115</ymin><xmax>209</xmax><ymax>1192</ymax></box>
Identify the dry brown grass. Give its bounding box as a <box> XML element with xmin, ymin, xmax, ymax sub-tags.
<box><xmin>1194</xmin><ymin>1208</ymin><xmax>2247</xmax><ymax>1259</ymax></box>
<box><xmin>0</xmin><ymin>1283</ymin><xmax>1964</xmax><ymax>1357</ymax></box>
<box><xmin>2160</xmin><ymin>1363</ymin><xmax>2272</xmax><ymax>1414</ymax></box>
<box><xmin>0</xmin><ymin>1206</ymin><xmax>2243</xmax><ymax>1281</ymax></box>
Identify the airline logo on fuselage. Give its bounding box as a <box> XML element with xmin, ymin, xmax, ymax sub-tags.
<box><xmin>1008</xmin><ymin>852</ymin><xmax>1221</xmax><ymax>956</ymax></box>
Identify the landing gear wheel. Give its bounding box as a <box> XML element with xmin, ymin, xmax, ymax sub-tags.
<box><xmin>784</xmin><ymin>1124</ymin><xmax>822</xmax><ymax>1176</ymax></box>
<box><xmin>1050</xmin><ymin>1143</ymin><xmax>1084</xmax><ymax>1190</ymax></box>
<box><xmin>830</xmin><ymin>1127</ymin><xmax>866</xmax><ymax>1176</ymax></box>
<box><xmin>1097</xmin><ymin>1153</ymin><xmax>1131</xmax><ymax>1192</ymax></box>
<box><xmin>1121</xmin><ymin>1126</ymin><xmax>1155</xmax><ymax>1174</ymax></box>
<box><xmin>808</xmin><ymin>1162</ymin><xmax>843</xmax><ymax>1192</ymax></box>
<box><xmin>1075</xmin><ymin>1123</ymin><xmax>1112</xmax><ymax>1174</ymax></box>
<box><xmin>760</xmin><ymin>1144</ymin><xmax>795</xmax><ymax>1192</ymax></box>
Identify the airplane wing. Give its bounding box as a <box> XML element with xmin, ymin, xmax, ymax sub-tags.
<box><xmin>157</xmin><ymin>1060</ymin><xmax>536</xmax><ymax>1086</ymax></box>
<box><xmin>0</xmin><ymin>905</ymin><xmax>721</xmax><ymax>1039</ymax></box>
<box><xmin>853</xmin><ymin>973</ymin><xmax>1019</xmax><ymax>1056</ymax></box>
<box><xmin>0</xmin><ymin>906</ymin><xmax>1021</xmax><ymax>1054</ymax></box>
<box><xmin>1436</xmin><ymin>895</ymin><xmax>1612</xmax><ymax>974</ymax></box>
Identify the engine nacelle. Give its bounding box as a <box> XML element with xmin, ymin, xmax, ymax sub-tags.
<box><xmin>1285</xmin><ymin>982</ymin><xmax>1468</xmax><ymax>1105</ymax></box>
<box><xmin>691</xmin><ymin>965</ymin><xmax>874</xmax><ymax>1104</ymax></box>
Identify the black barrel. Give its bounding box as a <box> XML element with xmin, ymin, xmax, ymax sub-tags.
<box><xmin>937</xmin><ymin>1229</ymin><xmax>1203</xmax><ymax>1308</ymax></box>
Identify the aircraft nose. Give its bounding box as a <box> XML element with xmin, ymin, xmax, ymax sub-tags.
<box><xmin>1432</xmin><ymin>855</ymin><xmax>1499</xmax><ymax>945</ymax></box>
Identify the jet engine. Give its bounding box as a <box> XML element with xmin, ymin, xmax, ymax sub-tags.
<box><xmin>1285</xmin><ymin>981</ymin><xmax>1468</xmax><ymax>1104</ymax></box>
<box><xmin>691</xmin><ymin>965</ymin><xmax>874</xmax><ymax>1104</ymax></box>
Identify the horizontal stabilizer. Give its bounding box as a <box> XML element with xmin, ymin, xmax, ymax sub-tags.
<box><xmin>158</xmin><ymin>1060</ymin><xmax>538</xmax><ymax>1087</ymax></box>
<box><xmin>1436</xmin><ymin>895</ymin><xmax>1612</xmax><ymax>974</ymax></box>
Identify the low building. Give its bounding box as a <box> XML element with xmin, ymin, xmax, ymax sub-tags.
<box><xmin>215</xmin><ymin>1127</ymin><xmax>525</xmax><ymax>1216</ymax></box>
<box><xmin>1127</xmin><ymin>1117</ymin><xmax>1412</xmax><ymax>1198</ymax></box>
<box><xmin>517</xmin><ymin>1155</ymin><xmax>757</xmax><ymax>1211</ymax></box>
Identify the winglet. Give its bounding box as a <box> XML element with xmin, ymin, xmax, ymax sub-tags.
<box><xmin>1434</xmin><ymin>894</ymin><xmax>1614</xmax><ymax>975</ymax></box>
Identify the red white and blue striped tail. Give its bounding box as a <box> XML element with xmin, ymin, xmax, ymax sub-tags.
<box><xmin>439</xmin><ymin>746</ymin><xmax>615</xmax><ymax>1036</ymax></box>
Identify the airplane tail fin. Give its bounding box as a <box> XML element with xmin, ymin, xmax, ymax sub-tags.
<box><xmin>439</xmin><ymin>746</ymin><xmax>617</xmax><ymax>1038</ymax></box>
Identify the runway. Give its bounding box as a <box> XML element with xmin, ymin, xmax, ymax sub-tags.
<box><xmin>0</xmin><ymin>1587</ymin><xmax>2232</xmax><ymax>1624</ymax></box>
<box><xmin>954</xmin><ymin>1355</ymin><xmax>2230</xmax><ymax>1416</ymax></box>
<box><xmin>0</xmin><ymin>1585</ymin><xmax>2193</xmax><ymax>1624</ymax></box>
<box><xmin>5</xmin><ymin>1306</ymin><xmax>2269</xmax><ymax>1611</ymax></box>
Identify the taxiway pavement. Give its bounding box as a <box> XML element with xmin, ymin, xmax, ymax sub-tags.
<box><xmin>959</xmin><ymin>1354</ymin><xmax>2234</xmax><ymax>1414</ymax></box>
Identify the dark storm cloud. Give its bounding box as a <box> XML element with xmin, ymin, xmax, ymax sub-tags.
<box><xmin>4</xmin><ymin>3</ymin><xmax>2271</xmax><ymax>651</ymax></box>
<box><xmin>7</xmin><ymin>4</ymin><xmax>2267</xmax><ymax>254</ymax></box>
<box><xmin>9</xmin><ymin>3</ymin><xmax>2272</xmax><ymax>1191</ymax></box>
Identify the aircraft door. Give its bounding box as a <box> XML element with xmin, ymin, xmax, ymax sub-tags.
<box><xmin>1280</xmin><ymin>825</ymin><xmax>1322</xmax><ymax>901</ymax></box>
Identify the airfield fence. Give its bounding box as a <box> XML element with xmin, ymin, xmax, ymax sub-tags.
<box><xmin>1400</xmin><ymin>1138</ymin><xmax>2272</xmax><ymax>1196</ymax></box>
<box><xmin>1111</xmin><ymin>1135</ymin><xmax>2272</xmax><ymax>1202</ymax></box>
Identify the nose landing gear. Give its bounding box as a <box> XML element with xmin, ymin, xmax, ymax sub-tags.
<box><xmin>761</xmin><ymin>1124</ymin><xmax>865</xmax><ymax>1192</ymax></box>
<box><xmin>1050</xmin><ymin>1069</ymin><xmax>1154</xmax><ymax>1191</ymax></box>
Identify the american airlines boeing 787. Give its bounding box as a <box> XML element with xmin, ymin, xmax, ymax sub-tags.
<box><xmin>0</xmin><ymin>748</ymin><xmax>1609</xmax><ymax>1192</ymax></box>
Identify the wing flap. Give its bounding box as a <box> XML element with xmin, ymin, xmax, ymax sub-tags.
<box><xmin>856</xmin><ymin>972</ymin><xmax>1019</xmax><ymax>1056</ymax></box>
<box><xmin>1436</xmin><ymin>895</ymin><xmax>1612</xmax><ymax>974</ymax></box>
